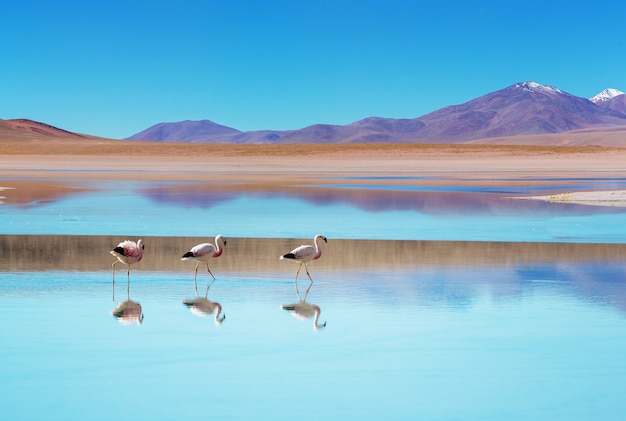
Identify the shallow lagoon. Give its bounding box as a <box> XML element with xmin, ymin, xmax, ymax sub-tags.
<box><xmin>1</xmin><ymin>177</ymin><xmax>626</xmax><ymax>420</ymax></box>
<box><xmin>2</xmin><ymin>177</ymin><xmax>626</xmax><ymax>242</ymax></box>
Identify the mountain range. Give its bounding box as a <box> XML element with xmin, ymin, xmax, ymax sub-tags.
<box><xmin>125</xmin><ymin>82</ymin><xmax>626</xmax><ymax>144</ymax></box>
<box><xmin>2</xmin><ymin>82</ymin><xmax>625</xmax><ymax>145</ymax></box>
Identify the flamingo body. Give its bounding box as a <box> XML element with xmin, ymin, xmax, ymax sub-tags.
<box><xmin>181</xmin><ymin>242</ymin><xmax>221</xmax><ymax>261</ymax></box>
<box><xmin>111</xmin><ymin>239</ymin><xmax>144</xmax><ymax>266</ymax></box>
<box><xmin>280</xmin><ymin>234</ymin><xmax>326</xmax><ymax>263</ymax></box>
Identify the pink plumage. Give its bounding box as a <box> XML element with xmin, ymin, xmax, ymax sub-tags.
<box><xmin>110</xmin><ymin>239</ymin><xmax>144</xmax><ymax>265</ymax></box>
<box><xmin>110</xmin><ymin>239</ymin><xmax>144</xmax><ymax>301</ymax></box>
<box><xmin>181</xmin><ymin>235</ymin><xmax>227</xmax><ymax>294</ymax></box>
<box><xmin>280</xmin><ymin>234</ymin><xmax>327</xmax><ymax>284</ymax></box>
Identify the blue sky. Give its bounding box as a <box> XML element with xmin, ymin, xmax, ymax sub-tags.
<box><xmin>2</xmin><ymin>0</ymin><xmax>625</xmax><ymax>139</ymax></box>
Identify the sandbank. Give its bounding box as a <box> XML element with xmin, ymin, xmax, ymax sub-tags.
<box><xmin>515</xmin><ymin>190</ymin><xmax>626</xmax><ymax>207</ymax></box>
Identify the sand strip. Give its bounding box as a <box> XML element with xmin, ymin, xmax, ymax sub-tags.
<box><xmin>514</xmin><ymin>190</ymin><xmax>626</xmax><ymax>207</ymax></box>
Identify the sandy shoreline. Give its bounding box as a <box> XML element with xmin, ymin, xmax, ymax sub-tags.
<box><xmin>2</xmin><ymin>143</ymin><xmax>626</xmax><ymax>179</ymax></box>
<box><xmin>515</xmin><ymin>190</ymin><xmax>626</xmax><ymax>207</ymax></box>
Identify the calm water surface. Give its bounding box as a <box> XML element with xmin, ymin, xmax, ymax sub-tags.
<box><xmin>2</xmin><ymin>177</ymin><xmax>626</xmax><ymax>242</ymax></box>
<box><xmin>1</xmin><ymin>177</ymin><xmax>626</xmax><ymax>420</ymax></box>
<box><xmin>1</xmin><ymin>261</ymin><xmax>625</xmax><ymax>420</ymax></box>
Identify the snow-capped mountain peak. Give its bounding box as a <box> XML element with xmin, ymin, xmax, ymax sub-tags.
<box><xmin>590</xmin><ymin>88</ymin><xmax>625</xmax><ymax>103</ymax></box>
<box><xmin>513</xmin><ymin>81</ymin><xmax>563</xmax><ymax>94</ymax></box>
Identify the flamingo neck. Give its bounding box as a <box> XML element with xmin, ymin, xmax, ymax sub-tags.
<box><xmin>313</xmin><ymin>306</ymin><xmax>325</xmax><ymax>329</ymax></box>
<box><xmin>214</xmin><ymin>237</ymin><xmax>224</xmax><ymax>257</ymax></box>
<box><xmin>313</xmin><ymin>237</ymin><xmax>322</xmax><ymax>260</ymax></box>
<box><xmin>214</xmin><ymin>304</ymin><xmax>225</xmax><ymax>324</ymax></box>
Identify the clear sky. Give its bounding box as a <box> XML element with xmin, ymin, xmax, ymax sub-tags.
<box><xmin>2</xmin><ymin>0</ymin><xmax>625</xmax><ymax>139</ymax></box>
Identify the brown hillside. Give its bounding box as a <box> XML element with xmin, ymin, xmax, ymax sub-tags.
<box><xmin>0</xmin><ymin>118</ymin><xmax>93</xmax><ymax>139</ymax></box>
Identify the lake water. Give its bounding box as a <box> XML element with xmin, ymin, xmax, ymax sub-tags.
<box><xmin>1</xmin><ymin>177</ymin><xmax>626</xmax><ymax>420</ymax></box>
<box><xmin>2</xmin><ymin>177</ymin><xmax>626</xmax><ymax>241</ymax></box>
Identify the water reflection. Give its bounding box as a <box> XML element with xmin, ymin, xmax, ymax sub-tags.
<box><xmin>282</xmin><ymin>300</ymin><xmax>326</xmax><ymax>330</ymax></box>
<box><xmin>282</xmin><ymin>276</ymin><xmax>326</xmax><ymax>330</ymax></box>
<box><xmin>183</xmin><ymin>286</ymin><xmax>226</xmax><ymax>325</ymax></box>
<box><xmin>4</xmin><ymin>179</ymin><xmax>626</xmax><ymax>241</ymax></box>
<box><xmin>111</xmin><ymin>298</ymin><xmax>144</xmax><ymax>325</ymax></box>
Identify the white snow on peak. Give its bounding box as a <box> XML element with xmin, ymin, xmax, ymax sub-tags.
<box><xmin>590</xmin><ymin>88</ymin><xmax>625</xmax><ymax>103</ymax></box>
<box><xmin>514</xmin><ymin>81</ymin><xmax>563</xmax><ymax>94</ymax></box>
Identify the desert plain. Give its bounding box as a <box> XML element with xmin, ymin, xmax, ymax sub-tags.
<box><xmin>2</xmin><ymin>130</ymin><xmax>626</xmax><ymax>207</ymax></box>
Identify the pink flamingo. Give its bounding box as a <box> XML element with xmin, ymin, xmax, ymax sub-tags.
<box><xmin>110</xmin><ymin>239</ymin><xmax>144</xmax><ymax>300</ymax></box>
<box><xmin>181</xmin><ymin>235</ymin><xmax>227</xmax><ymax>294</ymax></box>
<box><xmin>280</xmin><ymin>234</ymin><xmax>327</xmax><ymax>292</ymax></box>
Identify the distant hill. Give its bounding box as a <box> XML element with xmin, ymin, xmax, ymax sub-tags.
<box><xmin>125</xmin><ymin>119</ymin><xmax>241</xmax><ymax>142</ymax></box>
<box><xmin>125</xmin><ymin>82</ymin><xmax>626</xmax><ymax>144</ymax></box>
<box><xmin>0</xmin><ymin>118</ymin><xmax>89</xmax><ymax>139</ymax></box>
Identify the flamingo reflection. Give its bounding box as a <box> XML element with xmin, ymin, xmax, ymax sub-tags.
<box><xmin>183</xmin><ymin>284</ymin><xmax>226</xmax><ymax>325</ymax></box>
<box><xmin>111</xmin><ymin>299</ymin><xmax>144</xmax><ymax>325</ymax></box>
<box><xmin>282</xmin><ymin>277</ymin><xmax>326</xmax><ymax>330</ymax></box>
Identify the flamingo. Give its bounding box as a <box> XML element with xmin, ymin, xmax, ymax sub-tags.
<box><xmin>181</xmin><ymin>235</ymin><xmax>227</xmax><ymax>294</ymax></box>
<box><xmin>280</xmin><ymin>234</ymin><xmax>327</xmax><ymax>292</ymax></box>
<box><xmin>110</xmin><ymin>239</ymin><xmax>144</xmax><ymax>300</ymax></box>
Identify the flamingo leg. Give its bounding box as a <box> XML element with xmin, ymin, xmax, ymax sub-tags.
<box><xmin>111</xmin><ymin>261</ymin><xmax>118</xmax><ymax>301</ymax></box>
<box><xmin>301</xmin><ymin>264</ymin><xmax>314</xmax><ymax>301</ymax></box>
<box><xmin>127</xmin><ymin>265</ymin><xmax>131</xmax><ymax>297</ymax></box>
<box><xmin>205</xmin><ymin>262</ymin><xmax>216</xmax><ymax>281</ymax></box>
<box><xmin>294</xmin><ymin>263</ymin><xmax>303</xmax><ymax>300</ymax></box>
<box><xmin>193</xmin><ymin>262</ymin><xmax>200</xmax><ymax>295</ymax></box>
<box><xmin>304</xmin><ymin>279</ymin><xmax>314</xmax><ymax>301</ymax></box>
<box><xmin>203</xmin><ymin>262</ymin><xmax>216</xmax><ymax>295</ymax></box>
<box><xmin>304</xmin><ymin>264</ymin><xmax>314</xmax><ymax>283</ymax></box>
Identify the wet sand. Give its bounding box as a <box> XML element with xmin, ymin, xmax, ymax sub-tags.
<box><xmin>3</xmin><ymin>235</ymin><xmax>626</xmax><ymax>273</ymax></box>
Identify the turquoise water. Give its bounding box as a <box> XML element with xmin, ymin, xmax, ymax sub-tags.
<box><xmin>1</xmin><ymin>263</ymin><xmax>625</xmax><ymax>420</ymax></box>
<box><xmin>2</xmin><ymin>178</ymin><xmax>626</xmax><ymax>242</ymax></box>
<box><xmin>1</xmin><ymin>177</ymin><xmax>626</xmax><ymax>420</ymax></box>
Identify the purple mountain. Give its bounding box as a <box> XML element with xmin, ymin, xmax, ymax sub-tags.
<box><xmin>591</xmin><ymin>88</ymin><xmax>626</xmax><ymax>115</ymax></box>
<box><xmin>126</xmin><ymin>119</ymin><xmax>241</xmax><ymax>142</ymax></box>
<box><xmin>126</xmin><ymin>82</ymin><xmax>626</xmax><ymax>143</ymax></box>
